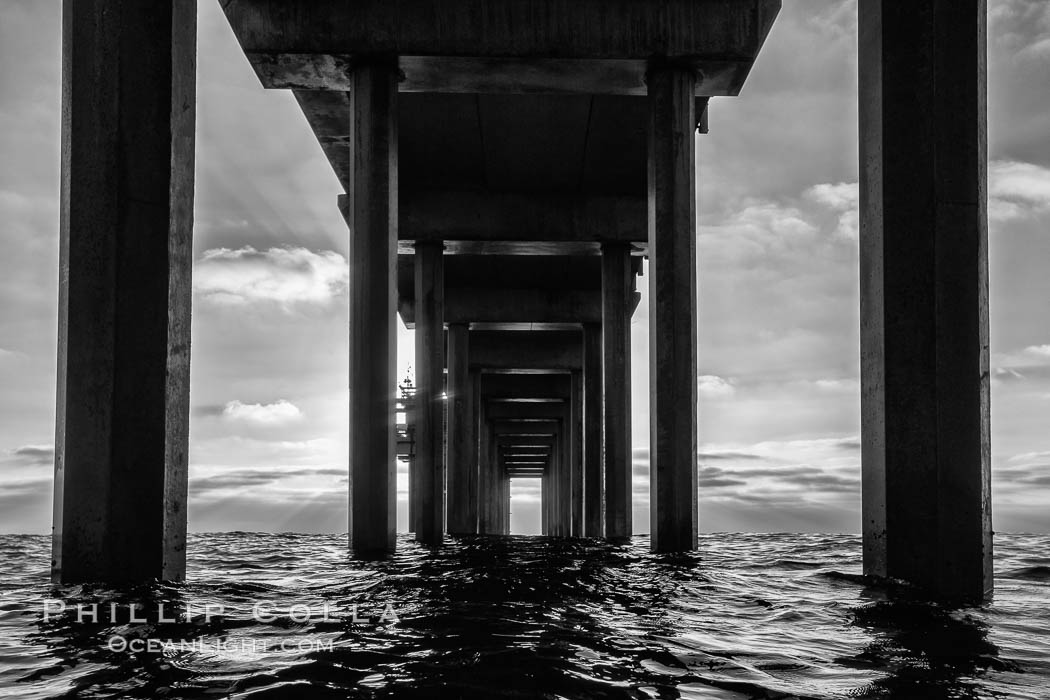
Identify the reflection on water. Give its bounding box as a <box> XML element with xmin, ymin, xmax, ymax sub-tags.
<box><xmin>1</xmin><ymin>532</ymin><xmax>1047</xmax><ymax>698</ymax></box>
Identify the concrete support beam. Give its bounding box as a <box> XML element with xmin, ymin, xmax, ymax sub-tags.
<box><xmin>648</xmin><ymin>65</ymin><xmax>699</xmax><ymax>552</ymax></box>
<box><xmin>470</xmin><ymin>331</ymin><xmax>583</xmax><ymax>371</ymax></box>
<box><xmin>405</xmin><ymin>394</ymin><xmax>416</xmax><ymax>532</ymax></box>
<box><xmin>483</xmin><ymin>374</ymin><xmax>571</xmax><ymax>401</ymax></box>
<box><xmin>469</xmin><ymin>370</ymin><xmax>482</xmax><ymax>531</ymax></box>
<box><xmin>478</xmin><ymin>408</ymin><xmax>501</xmax><ymax>534</ymax></box>
<box><xmin>52</xmin><ymin>0</ymin><xmax>196</xmax><ymax>584</ymax></box>
<box><xmin>413</xmin><ymin>242</ymin><xmax>445</xmax><ymax>544</ymax></box>
<box><xmin>571</xmin><ymin>371</ymin><xmax>584</xmax><ymax>537</ymax></box>
<box><xmin>547</xmin><ymin>435</ymin><xmax>562</xmax><ymax>536</ymax></box>
<box><xmin>407</xmin><ymin>457</ymin><xmax>416</xmax><ymax>532</ymax></box>
<box><xmin>447</xmin><ymin>324</ymin><xmax>476</xmax><ymax>534</ymax></box>
<box><xmin>348</xmin><ymin>60</ymin><xmax>399</xmax><ymax>555</ymax></box>
<box><xmin>497</xmin><ymin>436</ymin><xmax>556</xmax><ymax>449</ymax></box>
<box><xmin>405</xmin><ymin>254</ymin><xmax>631</xmax><ymax>290</ymax></box>
<box><xmin>494</xmin><ymin>453</ymin><xmax>504</xmax><ymax>534</ymax></box>
<box><xmin>859</xmin><ymin>0</ymin><xmax>992</xmax><ymax>602</ymax></box>
<box><xmin>396</xmin><ymin>254</ymin><xmax>642</xmax><ymax>327</ymax></box>
<box><xmin>559</xmin><ymin>424</ymin><xmax>573</xmax><ymax>536</ymax></box>
<box><xmin>541</xmin><ymin>475</ymin><xmax>550</xmax><ymax>534</ymax></box>
<box><xmin>221</xmin><ymin>0</ymin><xmax>780</xmax><ymax>96</ymax></box>
<box><xmin>494</xmin><ymin>452</ymin><xmax>503</xmax><ymax>534</ymax></box>
<box><xmin>582</xmin><ymin>324</ymin><xmax>603</xmax><ymax>536</ymax></box>
<box><xmin>403</xmin><ymin>191</ymin><xmax>646</xmax><ymax>244</ymax></box>
<box><xmin>485</xmin><ymin>401</ymin><xmax>567</xmax><ymax>422</ymax></box>
<box><xmin>400</xmin><ymin>288</ymin><xmax>606</xmax><ymax>326</ymax></box>
<box><xmin>265</xmin><ymin>55</ymin><xmax>760</xmax><ymax>98</ymax></box>
<box><xmin>602</xmin><ymin>243</ymin><xmax>633</xmax><ymax>540</ymax></box>
<box><xmin>502</xmin><ymin>472</ymin><xmax>511</xmax><ymax>534</ymax></box>
<box><xmin>491</xmin><ymin>420</ymin><xmax>558</xmax><ymax>438</ymax></box>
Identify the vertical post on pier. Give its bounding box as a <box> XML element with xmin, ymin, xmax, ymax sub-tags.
<box><xmin>497</xmin><ymin>453</ymin><xmax>507</xmax><ymax>535</ymax></box>
<box><xmin>602</xmin><ymin>242</ymin><xmax>633</xmax><ymax>541</ymax></box>
<box><xmin>495</xmin><ymin>454</ymin><xmax>504</xmax><ymax>534</ymax></box>
<box><xmin>548</xmin><ymin>432</ymin><xmax>560</xmax><ymax>536</ymax></box>
<box><xmin>405</xmin><ymin>386</ymin><xmax>416</xmax><ymax>533</ymax></box>
<box><xmin>541</xmin><ymin>471</ymin><xmax>550</xmax><ymax>535</ymax></box>
<box><xmin>471</xmin><ymin>371</ymin><xmax>481</xmax><ymax>532</ymax></box>
<box><xmin>560</xmin><ymin>416</ymin><xmax>573</xmax><ymax>536</ymax></box>
<box><xmin>478</xmin><ymin>412</ymin><xmax>499</xmax><ymax>534</ymax></box>
<box><xmin>414</xmin><ymin>242</ymin><xmax>445</xmax><ymax>545</ymax></box>
<box><xmin>477</xmin><ymin>415</ymin><xmax>491</xmax><ymax>533</ymax></box>
<box><xmin>52</xmin><ymin>0</ymin><xmax>196</xmax><ymax>584</ymax></box>
<box><xmin>648</xmin><ymin>63</ymin><xmax>698</xmax><ymax>552</ymax></box>
<box><xmin>348</xmin><ymin>59</ymin><xmax>399</xmax><ymax>555</ymax></box>
<box><xmin>859</xmin><ymin>0</ymin><xmax>991</xmax><ymax>601</ymax></box>
<box><xmin>571</xmin><ymin>370</ymin><xmax>584</xmax><ymax>537</ymax></box>
<box><xmin>583</xmin><ymin>323</ymin><xmax>603</xmax><ymax>537</ymax></box>
<box><xmin>447</xmin><ymin>324</ymin><xmax>475</xmax><ymax>534</ymax></box>
<box><xmin>503</xmin><ymin>471</ymin><xmax>511</xmax><ymax>534</ymax></box>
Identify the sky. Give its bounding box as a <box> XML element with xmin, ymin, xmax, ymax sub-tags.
<box><xmin>1</xmin><ymin>0</ymin><xmax>1049</xmax><ymax>535</ymax></box>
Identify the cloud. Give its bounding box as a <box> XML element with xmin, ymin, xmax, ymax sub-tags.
<box><xmin>805</xmin><ymin>182</ymin><xmax>857</xmax><ymax>211</ymax></box>
<box><xmin>187</xmin><ymin>489</ymin><xmax>348</xmax><ymax>533</ymax></box>
<box><xmin>989</xmin><ymin>161</ymin><xmax>1050</xmax><ymax>220</ymax></box>
<box><xmin>994</xmin><ymin>453</ymin><xmax>1050</xmax><ymax>504</ymax></box>
<box><xmin>0</xmin><ymin>477</ymin><xmax>52</xmax><ymax>528</ymax></box>
<box><xmin>699</xmin><ymin>375</ymin><xmax>736</xmax><ymax>398</ymax></box>
<box><xmin>6</xmin><ymin>444</ymin><xmax>54</xmax><ymax>468</ymax></box>
<box><xmin>989</xmin><ymin>0</ymin><xmax>1050</xmax><ymax>60</ymax></box>
<box><xmin>804</xmin><ymin>1</ymin><xmax>857</xmax><ymax>40</ymax></box>
<box><xmin>831</xmin><ymin>436</ymin><xmax>861</xmax><ymax>450</ymax></box>
<box><xmin>698</xmin><ymin>476</ymin><xmax>748</xmax><ymax>488</ymax></box>
<box><xmin>191</xmin><ymin>435</ymin><xmax>339</xmax><ymax>470</ymax></box>
<box><xmin>703</xmin><ymin>201</ymin><xmax>822</xmax><ymax>264</ymax></box>
<box><xmin>1024</xmin><ymin>344</ymin><xmax>1050</xmax><ymax>359</ymax></box>
<box><xmin>222</xmin><ymin>399</ymin><xmax>302</xmax><ymax>425</ymax></box>
<box><xmin>699</xmin><ymin>462</ymin><xmax>859</xmax><ymax>494</ymax></box>
<box><xmin>802</xmin><ymin>161</ymin><xmax>1050</xmax><ymax>234</ymax></box>
<box><xmin>190</xmin><ymin>466</ymin><xmax>346</xmax><ymax>495</ymax></box>
<box><xmin>628</xmin><ymin>434</ymin><xmax>865</xmax><ymax>531</ymax></box>
<box><xmin>991</xmin><ymin>344</ymin><xmax>1050</xmax><ymax>375</ymax></box>
<box><xmin>193</xmin><ymin>246</ymin><xmax>349</xmax><ymax>308</ymax></box>
<box><xmin>698</xmin><ymin>450</ymin><xmax>765</xmax><ymax>462</ymax></box>
<box><xmin>994</xmin><ymin>367</ymin><xmax>1026</xmax><ymax>382</ymax></box>
<box><xmin>0</xmin><ymin>477</ymin><xmax>51</xmax><ymax>496</ymax></box>
<box><xmin>1007</xmin><ymin>450</ymin><xmax>1050</xmax><ymax>466</ymax></box>
<box><xmin>804</xmin><ymin>181</ymin><xmax>859</xmax><ymax>240</ymax></box>
<box><xmin>813</xmin><ymin>378</ymin><xmax>859</xmax><ymax>393</ymax></box>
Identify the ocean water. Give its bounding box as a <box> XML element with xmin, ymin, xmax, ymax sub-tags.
<box><xmin>1</xmin><ymin>533</ymin><xmax>1048</xmax><ymax>699</ymax></box>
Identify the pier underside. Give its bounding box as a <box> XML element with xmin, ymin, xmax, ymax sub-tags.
<box><xmin>52</xmin><ymin>0</ymin><xmax>992</xmax><ymax>602</ymax></box>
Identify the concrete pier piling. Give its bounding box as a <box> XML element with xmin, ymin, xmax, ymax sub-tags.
<box><xmin>347</xmin><ymin>60</ymin><xmax>400</xmax><ymax>556</ymax></box>
<box><xmin>52</xmin><ymin>0</ymin><xmax>196</xmax><ymax>584</ymax></box>
<box><xmin>446</xmin><ymin>324</ymin><xmax>475</xmax><ymax>535</ymax></box>
<box><xmin>413</xmin><ymin>242</ymin><xmax>445</xmax><ymax>545</ymax></box>
<box><xmin>602</xmin><ymin>243</ymin><xmax>634</xmax><ymax>542</ymax></box>
<box><xmin>859</xmin><ymin>0</ymin><xmax>992</xmax><ymax>602</ymax></box>
<box><xmin>583</xmin><ymin>324</ymin><xmax>604</xmax><ymax>537</ymax></box>
<box><xmin>648</xmin><ymin>66</ymin><xmax>700</xmax><ymax>553</ymax></box>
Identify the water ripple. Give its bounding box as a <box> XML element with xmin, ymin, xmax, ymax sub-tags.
<box><xmin>0</xmin><ymin>533</ymin><xmax>1047</xmax><ymax>698</ymax></box>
